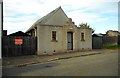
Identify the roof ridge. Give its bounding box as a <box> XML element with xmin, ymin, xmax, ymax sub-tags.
<box><xmin>40</xmin><ymin>6</ymin><xmax>62</xmax><ymax>24</ymax></box>
<box><xmin>26</xmin><ymin>6</ymin><xmax>65</xmax><ymax>32</ymax></box>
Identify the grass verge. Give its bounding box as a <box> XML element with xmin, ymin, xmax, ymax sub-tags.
<box><xmin>102</xmin><ymin>44</ymin><xmax>120</xmax><ymax>49</ymax></box>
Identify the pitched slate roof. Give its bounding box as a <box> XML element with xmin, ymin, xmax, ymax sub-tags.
<box><xmin>26</xmin><ymin>6</ymin><xmax>68</xmax><ymax>32</ymax></box>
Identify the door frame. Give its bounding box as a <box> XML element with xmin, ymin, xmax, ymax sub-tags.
<box><xmin>67</xmin><ymin>32</ymin><xmax>73</xmax><ymax>50</ymax></box>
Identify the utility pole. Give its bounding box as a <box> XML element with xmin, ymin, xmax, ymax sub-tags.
<box><xmin>0</xmin><ymin>0</ymin><xmax>3</xmax><ymax>58</ymax></box>
<box><xmin>0</xmin><ymin>0</ymin><xmax>3</xmax><ymax>77</ymax></box>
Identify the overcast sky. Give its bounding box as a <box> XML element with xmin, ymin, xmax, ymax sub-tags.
<box><xmin>3</xmin><ymin>0</ymin><xmax>119</xmax><ymax>34</ymax></box>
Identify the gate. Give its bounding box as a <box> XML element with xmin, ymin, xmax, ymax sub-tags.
<box><xmin>92</xmin><ymin>37</ymin><xmax>102</xmax><ymax>49</ymax></box>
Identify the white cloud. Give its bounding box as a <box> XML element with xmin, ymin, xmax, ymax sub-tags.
<box><xmin>3</xmin><ymin>0</ymin><xmax>118</xmax><ymax>34</ymax></box>
<box><xmin>4</xmin><ymin>20</ymin><xmax>36</xmax><ymax>34</ymax></box>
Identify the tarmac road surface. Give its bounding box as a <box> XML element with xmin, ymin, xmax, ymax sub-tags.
<box><xmin>3</xmin><ymin>51</ymin><xmax>118</xmax><ymax>76</ymax></box>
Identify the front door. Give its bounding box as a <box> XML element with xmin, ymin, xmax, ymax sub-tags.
<box><xmin>67</xmin><ymin>32</ymin><xmax>73</xmax><ymax>50</ymax></box>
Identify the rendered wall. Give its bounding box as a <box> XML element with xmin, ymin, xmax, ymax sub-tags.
<box><xmin>37</xmin><ymin>25</ymin><xmax>65</xmax><ymax>55</ymax></box>
<box><xmin>45</xmin><ymin>8</ymin><xmax>68</xmax><ymax>26</ymax></box>
<box><xmin>27</xmin><ymin>6</ymin><xmax>93</xmax><ymax>55</ymax></box>
<box><xmin>37</xmin><ymin>22</ymin><xmax>92</xmax><ymax>55</ymax></box>
<box><xmin>78</xmin><ymin>28</ymin><xmax>92</xmax><ymax>50</ymax></box>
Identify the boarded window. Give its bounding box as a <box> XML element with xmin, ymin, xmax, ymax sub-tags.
<box><xmin>81</xmin><ymin>33</ymin><xmax>85</xmax><ymax>41</ymax></box>
<box><xmin>52</xmin><ymin>31</ymin><xmax>56</xmax><ymax>41</ymax></box>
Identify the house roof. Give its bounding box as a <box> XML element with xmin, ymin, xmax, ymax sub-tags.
<box><xmin>106</xmin><ymin>30</ymin><xmax>120</xmax><ymax>34</ymax></box>
<box><xmin>8</xmin><ymin>31</ymin><xmax>30</xmax><ymax>36</ymax></box>
<box><xmin>26</xmin><ymin>6</ymin><xmax>68</xmax><ymax>33</ymax></box>
<box><xmin>92</xmin><ymin>34</ymin><xmax>105</xmax><ymax>37</ymax></box>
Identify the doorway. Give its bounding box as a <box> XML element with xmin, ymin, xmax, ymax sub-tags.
<box><xmin>67</xmin><ymin>32</ymin><xmax>73</xmax><ymax>50</ymax></box>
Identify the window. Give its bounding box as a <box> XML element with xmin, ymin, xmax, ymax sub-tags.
<box><xmin>52</xmin><ymin>31</ymin><xmax>56</xmax><ymax>41</ymax></box>
<box><xmin>81</xmin><ymin>33</ymin><xmax>85</xmax><ymax>41</ymax></box>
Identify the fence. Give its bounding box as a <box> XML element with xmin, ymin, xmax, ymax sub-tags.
<box><xmin>92</xmin><ymin>36</ymin><xmax>120</xmax><ymax>49</ymax></box>
<box><xmin>102</xmin><ymin>36</ymin><xmax>118</xmax><ymax>45</ymax></box>
<box><xmin>92</xmin><ymin>37</ymin><xmax>102</xmax><ymax>49</ymax></box>
<box><xmin>2</xmin><ymin>36</ymin><xmax>37</xmax><ymax>57</ymax></box>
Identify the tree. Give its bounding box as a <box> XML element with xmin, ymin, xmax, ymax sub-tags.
<box><xmin>79</xmin><ymin>23</ymin><xmax>94</xmax><ymax>33</ymax></box>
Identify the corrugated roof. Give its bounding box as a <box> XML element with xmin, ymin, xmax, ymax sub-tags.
<box><xmin>92</xmin><ymin>33</ymin><xmax>105</xmax><ymax>37</ymax></box>
<box><xmin>26</xmin><ymin>6</ymin><xmax>63</xmax><ymax>32</ymax></box>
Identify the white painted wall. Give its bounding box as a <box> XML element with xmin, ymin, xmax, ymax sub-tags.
<box><xmin>79</xmin><ymin>28</ymin><xmax>92</xmax><ymax>50</ymax></box>
<box><xmin>37</xmin><ymin>25</ymin><xmax>92</xmax><ymax>55</ymax></box>
<box><xmin>37</xmin><ymin>25</ymin><xmax>65</xmax><ymax>55</ymax></box>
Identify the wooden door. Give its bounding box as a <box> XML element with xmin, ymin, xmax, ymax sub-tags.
<box><xmin>67</xmin><ymin>32</ymin><xmax>73</xmax><ymax>50</ymax></box>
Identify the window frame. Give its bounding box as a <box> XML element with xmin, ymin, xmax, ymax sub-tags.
<box><xmin>52</xmin><ymin>31</ymin><xmax>57</xmax><ymax>41</ymax></box>
<box><xmin>81</xmin><ymin>33</ymin><xmax>85</xmax><ymax>41</ymax></box>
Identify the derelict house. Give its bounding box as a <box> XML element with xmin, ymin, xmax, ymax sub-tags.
<box><xmin>26</xmin><ymin>6</ymin><xmax>93</xmax><ymax>55</ymax></box>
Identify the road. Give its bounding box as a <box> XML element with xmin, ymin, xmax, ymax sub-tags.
<box><xmin>3</xmin><ymin>51</ymin><xmax>118</xmax><ymax>76</ymax></box>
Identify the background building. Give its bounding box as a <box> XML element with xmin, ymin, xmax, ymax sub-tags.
<box><xmin>106</xmin><ymin>30</ymin><xmax>120</xmax><ymax>37</ymax></box>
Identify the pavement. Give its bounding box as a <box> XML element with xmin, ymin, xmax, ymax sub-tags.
<box><xmin>2</xmin><ymin>49</ymin><xmax>118</xmax><ymax>67</ymax></box>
